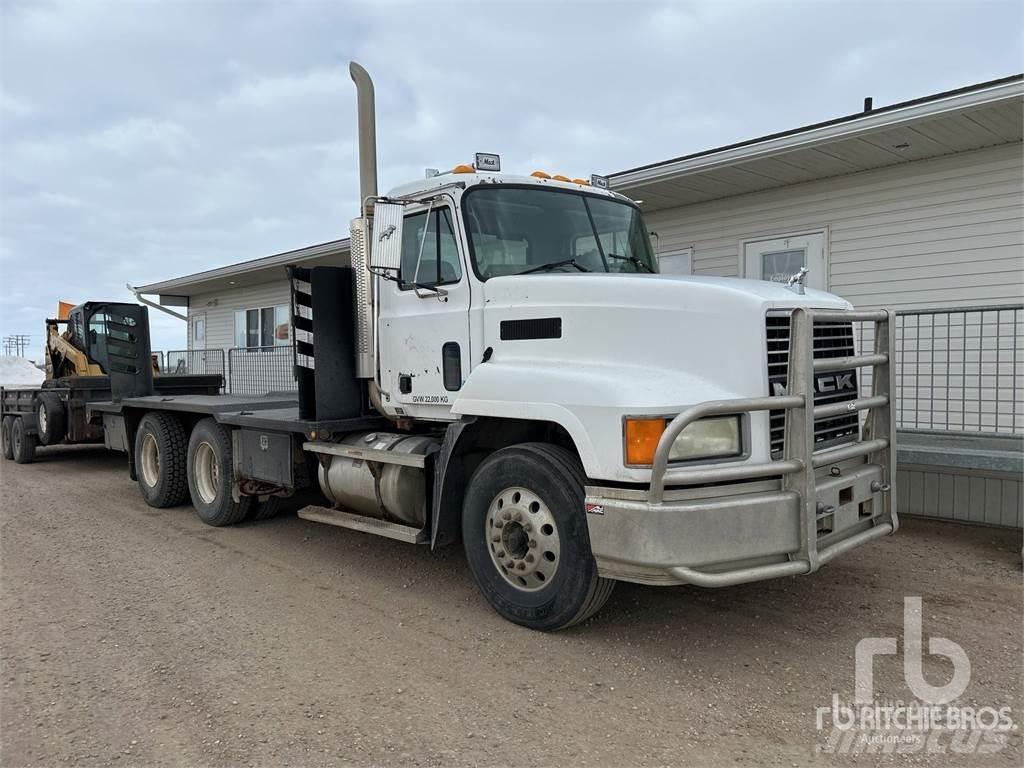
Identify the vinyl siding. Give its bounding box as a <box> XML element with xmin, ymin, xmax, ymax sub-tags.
<box><xmin>187</xmin><ymin>282</ymin><xmax>291</xmax><ymax>352</ymax></box>
<box><xmin>644</xmin><ymin>142</ymin><xmax>1024</xmax><ymax>309</ymax></box>
<box><xmin>897</xmin><ymin>466</ymin><xmax>1022</xmax><ymax>528</ymax></box>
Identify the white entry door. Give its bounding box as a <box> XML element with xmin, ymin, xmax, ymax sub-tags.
<box><xmin>743</xmin><ymin>231</ymin><xmax>826</xmax><ymax>290</ymax></box>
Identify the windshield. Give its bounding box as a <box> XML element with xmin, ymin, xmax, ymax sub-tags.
<box><xmin>463</xmin><ymin>186</ymin><xmax>657</xmax><ymax>279</ymax></box>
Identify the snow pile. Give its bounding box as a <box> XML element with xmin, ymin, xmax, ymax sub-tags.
<box><xmin>0</xmin><ymin>356</ymin><xmax>45</xmax><ymax>388</ymax></box>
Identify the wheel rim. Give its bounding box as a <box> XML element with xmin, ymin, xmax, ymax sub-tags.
<box><xmin>194</xmin><ymin>441</ymin><xmax>219</xmax><ymax>504</ymax></box>
<box><xmin>140</xmin><ymin>433</ymin><xmax>160</xmax><ymax>488</ymax></box>
<box><xmin>485</xmin><ymin>486</ymin><xmax>561</xmax><ymax>592</ymax></box>
<box><xmin>38</xmin><ymin>406</ymin><xmax>47</xmax><ymax>435</ymax></box>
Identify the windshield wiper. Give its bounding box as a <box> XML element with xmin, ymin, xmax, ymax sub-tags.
<box><xmin>607</xmin><ymin>253</ymin><xmax>654</xmax><ymax>273</ymax></box>
<box><xmin>519</xmin><ymin>259</ymin><xmax>591</xmax><ymax>275</ymax></box>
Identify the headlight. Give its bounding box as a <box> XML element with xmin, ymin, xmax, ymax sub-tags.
<box><xmin>668</xmin><ymin>415</ymin><xmax>742</xmax><ymax>461</ymax></box>
<box><xmin>624</xmin><ymin>415</ymin><xmax>742</xmax><ymax>466</ymax></box>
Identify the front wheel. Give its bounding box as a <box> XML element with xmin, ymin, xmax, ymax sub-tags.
<box><xmin>462</xmin><ymin>443</ymin><xmax>614</xmax><ymax>631</ymax></box>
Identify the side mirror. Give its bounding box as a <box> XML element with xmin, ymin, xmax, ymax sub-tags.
<box><xmin>369</xmin><ymin>201</ymin><xmax>404</xmax><ymax>274</ymax></box>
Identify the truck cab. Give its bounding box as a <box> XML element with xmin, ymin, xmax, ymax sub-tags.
<box><xmin>340</xmin><ymin>156</ymin><xmax>897</xmax><ymax>622</ymax></box>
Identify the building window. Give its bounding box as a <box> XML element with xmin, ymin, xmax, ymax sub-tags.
<box><xmin>234</xmin><ymin>304</ymin><xmax>290</xmax><ymax>349</ymax></box>
<box><xmin>658</xmin><ymin>247</ymin><xmax>693</xmax><ymax>275</ymax></box>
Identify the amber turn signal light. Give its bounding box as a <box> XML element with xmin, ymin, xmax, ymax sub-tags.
<box><xmin>624</xmin><ymin>418</ymin><xmax>667</xmax><ymax>466</ymax></box>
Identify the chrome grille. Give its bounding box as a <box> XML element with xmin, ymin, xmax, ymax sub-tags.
<box><xmin>766</xmin><ymin>314</ymin><xmax>859</xmax><ymax>456</ymax></box>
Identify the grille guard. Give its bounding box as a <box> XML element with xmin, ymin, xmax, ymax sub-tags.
<box><xmin>646</xmin><ymin>308</ymin><xmax>898</xmax><ymax>582</ymax></box>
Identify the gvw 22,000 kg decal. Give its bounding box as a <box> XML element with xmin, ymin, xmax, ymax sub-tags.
<box><xmin>411</xmin><ymin>394</ymin><xmax>450</xmax><ymax>404</ymax></box>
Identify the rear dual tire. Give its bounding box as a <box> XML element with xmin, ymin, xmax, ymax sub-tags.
<box><xmin>135</xmin><ymin>412</ymin><xmax>190</xmax><ymax>507</ymax></box>
<box><xmin>187</xmin><ymin>418</ymin><xmax>252</xmax><ymax>527</ymax></box>
<box><xmin>1</xmin><ymin>416</ymin><xmax>14</xmax><ymax>460</ymax></box>
<box><xmin>462</xmin><ymin>442</ymin><xmax>614</xmax><ymax>631</ymax></box>
<box><xmin>36</xmin><ymin>393</ymin><xmax>65</xmax><ymax>446</ymax></box>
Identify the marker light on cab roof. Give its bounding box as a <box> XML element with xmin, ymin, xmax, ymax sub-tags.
<box><xmin>531</xmin><ymin>170</ymin><xmax>551</xmax><ymax>179</ymax></box>
<box><xmin>452</xmin><ymin>164</ymin><xmax>475</xmax><ymax>174</ymax></box>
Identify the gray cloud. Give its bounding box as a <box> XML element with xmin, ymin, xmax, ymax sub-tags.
<box><xmin>2</xmin><ymin>0</ymin><xmax>1021</xmax><ymax>352</ymax></box>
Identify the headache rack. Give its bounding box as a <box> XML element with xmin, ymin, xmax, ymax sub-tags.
<box><xmin>646</xmin><ymin>307</ymin><xmax>897</xmax><ymax>586</ymax></box>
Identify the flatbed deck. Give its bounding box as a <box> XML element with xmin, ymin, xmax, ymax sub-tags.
<box><xmin>87</xmin><ymin>394</ymin><xmax>387</xmax><ymax>435</ymax></box>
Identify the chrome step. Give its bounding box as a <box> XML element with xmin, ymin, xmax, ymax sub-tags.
<box><xmin>297</xmin><ymin>504</ymin><xmax>424</xmax><ymax>544</ymax></box>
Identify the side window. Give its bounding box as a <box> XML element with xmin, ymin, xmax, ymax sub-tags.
<box><xmin>400</xmin><ymin>208</ymin><xmax>462</xmax><ymax>289</ymax></box>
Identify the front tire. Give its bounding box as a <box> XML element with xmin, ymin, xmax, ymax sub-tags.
<box><xmin>135</xmin><ymin>412</ymin><xmax>190</xmax><ymax>507</ymax></box>
<box><xmin>11</xmin><ymin>418</ymin><xmax>37</xmax><ymax>464</ymax></box>
<box><xmin>187</xmin><ymin>419</ymin><xmax>251</xmax><ymax>527</ymax></box>
<box><xmin>36</xmin><ymin>392</ymin><xmax>65</xmax><ymax>446</ymax></box>
<box><xmin>462</xmin><ymin>443</ymin><xmax>614</xmax><ymax>631</ymax></box>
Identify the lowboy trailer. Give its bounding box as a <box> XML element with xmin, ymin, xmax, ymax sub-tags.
<box><xmin>1</xmin><ymin>63</ymin><xmax>898</xmax><ymax>630</ymax></box>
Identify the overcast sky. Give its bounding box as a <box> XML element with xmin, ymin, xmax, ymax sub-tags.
<box><xmin>1</xmin><ymin>0</ymin><xmax>1021</xmax><ymax>353</ymax></box>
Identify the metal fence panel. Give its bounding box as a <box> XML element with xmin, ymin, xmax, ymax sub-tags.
<box><xmin>228</xmin><ymin>346</ymin><xmax>296</xmax><ymax>395</ymax></box>
<box><xmin>165</xmin><ymin>349</ymin><xmax>226</xmax><ymax>382</ymax></box>
<box><xmin>857</xmin><ymin>304</ymin><xmax>1022</xmax><ymax>435</ymax></box>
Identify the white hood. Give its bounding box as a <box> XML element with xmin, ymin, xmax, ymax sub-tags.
<box><xmin>454</xmin><ymin>273</ymin><xmax>853</xmax><ymax>482</ymax></box>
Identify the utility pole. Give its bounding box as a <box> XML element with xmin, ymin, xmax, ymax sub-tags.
<box><xmin>2</xmin><ymin>334</ymin><xmax>31</xmax><ymax>357</ymax></box>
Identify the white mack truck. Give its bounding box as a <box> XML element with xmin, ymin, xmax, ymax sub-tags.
<box><xmin>1</xmin><ymin>63</ymin><xmax>897</xmax><ymax>630</ymax></box>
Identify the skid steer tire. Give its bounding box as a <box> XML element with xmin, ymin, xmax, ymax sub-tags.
<box><xmin>11</xmin><ymin>418</ymin><xmax>37</xmax><ymax>464</ymax></box>
<box><xmin>2</xmin><ymin>416</ymin><xmax>16</xmax><ymax>460</ymax></box>
<box><xmin>36</xmin><ymin>392</ymin><xmax>66</xmax><ymax>446</ymax></box>
<box><xmin>462</xmin><ymin>442</ymin><xmax>615</xmax><ymax>631</ymax></box>
<box><xmin>135</xmin><ymin>412</ymin><xmax>190</xmax><ymax>508</ymax></box>
<box><xmin>187</xmin><ymin>419</ymin><xmax>252</xmax><ymax>527</ymax></box>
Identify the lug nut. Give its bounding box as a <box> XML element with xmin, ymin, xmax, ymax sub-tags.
<box><xmin>496</xmin><ymin>550</ymin><xmax>505</xmax><ymax>558</ymax></box>
<box><xmin>516</xmin><ymin>562</ymin><xmax>526</xmax><ymax>570</ymax></box>
<box><xmin>523</xmin><ymin>523</ymin><xmax>533</xmax><ymax>533</ymax></box>
<box><xmin>513</xmin><ymin>512</ymin><xmax>522</xmax><ymax>522</ymax></box>
<box><xmin>526</xmin><ymin>554</ymin><xmax>534</xmax><ymax>563</ymax></box>
<box><xmin>492</xmin><ymin>535</ymin><xmax>501</xmax><ymax>543</ymax></box>
<box><xmin>528</xmin><ymin>540</ymin><xmax>537</xmax><ymax>549</ymax></box>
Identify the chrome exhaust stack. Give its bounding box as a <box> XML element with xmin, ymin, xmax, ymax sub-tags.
<box><xmin>349</xmin><ymin>62</ymin><xmax>378</xmax><ymax>207</ymax></box>
<box><xmin>348</xmin><ymin>62</ymin><xmax>385</xmax><ymax>420</ymax></box>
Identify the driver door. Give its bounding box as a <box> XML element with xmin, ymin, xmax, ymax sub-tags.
<box><xmin>377</xmin><ymin>204</ymin><xmax>472</xmax><ymax>420</ymax></box>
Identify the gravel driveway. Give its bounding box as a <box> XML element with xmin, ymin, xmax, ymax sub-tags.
<box><xmin>2</xmin><ymin>445</ymin><xmax>1020</xmax><ymax>766</ymax></box>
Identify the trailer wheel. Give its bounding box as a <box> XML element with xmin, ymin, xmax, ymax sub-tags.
<box><xmin>2</xmin><ymin>416</ymin><xmax>15</xmax><ymax>460</ymax></box>
<box><xmin>187</xmin><ymin>419</ymin><xmax>252</xmax><ymax>527</ymax></box>
<box><xmin>461</xmin><ymin>442</ymin><xmax>615</xmax><ymax>631</ymax></box>
<box><xmin>36</xmin><ymin>392</ymin><xmax>66</xmax><ymax>446</ymax></box>
<box><xmin>135</xmin><ymin>412</ymin><xmax>190</xmax><ymax>508</ymax></box>
<box><xmin>10</xmin><ymin>417</ymin><xmax>37</xmax><ymax>464</ymax></box>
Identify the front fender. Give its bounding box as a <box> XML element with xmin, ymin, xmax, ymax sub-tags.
<box><xmin>451</xmin><ymin>359</ymin><xmax>749</xmax><ymax>483</ymax></box>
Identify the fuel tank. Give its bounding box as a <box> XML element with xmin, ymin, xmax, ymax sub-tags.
<box><xmin>316</xmin><ymin>431</ymin><xmax>438</xmax><ymax>527</ymax></box>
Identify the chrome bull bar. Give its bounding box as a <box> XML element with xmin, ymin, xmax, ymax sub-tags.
<box><xmin>646</xmin><ymin>307</ymin><xmax>898</xmax><ymax>586</ymax></box>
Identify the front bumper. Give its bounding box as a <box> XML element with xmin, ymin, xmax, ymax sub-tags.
<box><xmin>586</xmin><ymin>459</ymin><xmax>894</xmax><ymax>586</ymax></box>
<box><xmin>585</xmin><ymin>307</ymin><xmax>898</xmax><ymax>588</ymax></box>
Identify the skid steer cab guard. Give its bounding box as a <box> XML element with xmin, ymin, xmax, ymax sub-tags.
<box><xmin>57</xmin><ymin>302</ymin><xmax>155</xmax><ymax>401</ymax></box>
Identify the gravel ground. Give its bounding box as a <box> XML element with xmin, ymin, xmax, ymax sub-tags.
<box><xmin>1</xmin><ymin>445</ymin><xmax>1021</xmax><ymax>767</ymax></box>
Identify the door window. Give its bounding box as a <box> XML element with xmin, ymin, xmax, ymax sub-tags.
<box><xmin>400</xmin><ymin>208</ymin><xmax>462</xmax><ymax>289</ymax></box>
<box><xmin>743</xmin><ymin>232</ymin><xmax>826</xmax><ymax>290</ymax></box>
